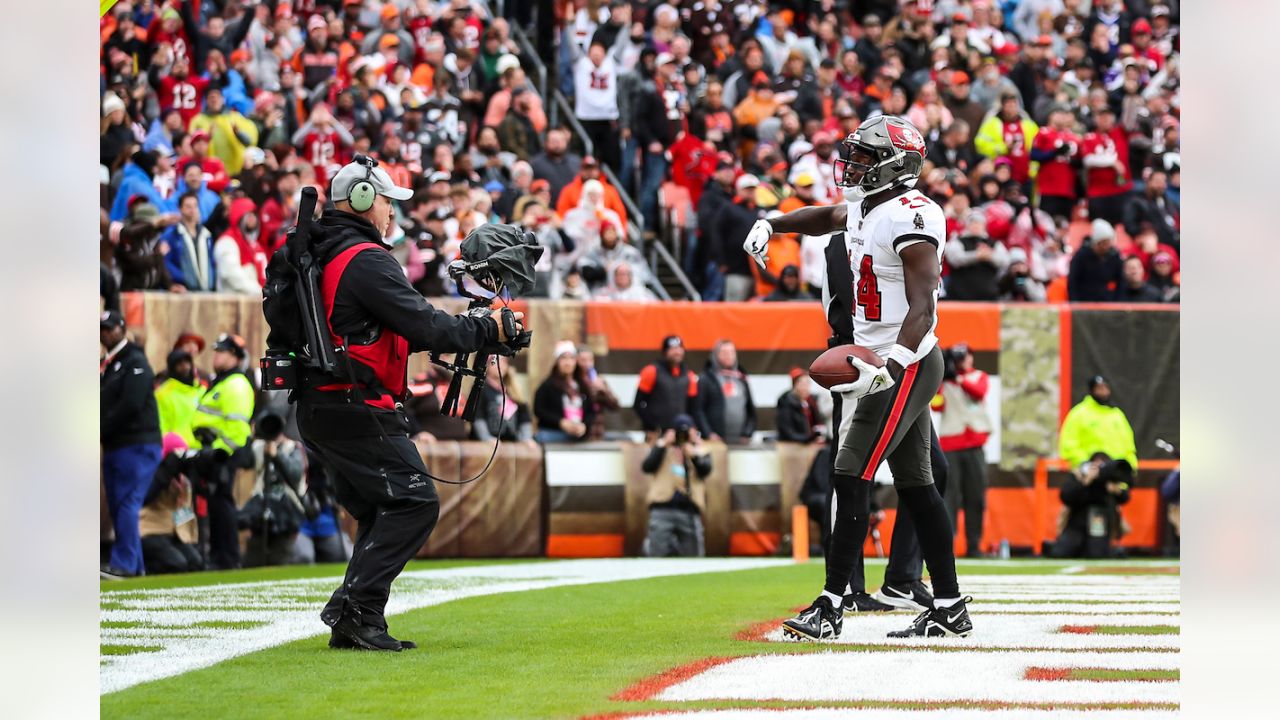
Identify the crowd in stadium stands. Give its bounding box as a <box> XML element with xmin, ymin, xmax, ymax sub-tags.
<box><xmin>100</xmin><ymin>0</ymin><xmax>1179</xmax><ymax>309</ymax></box>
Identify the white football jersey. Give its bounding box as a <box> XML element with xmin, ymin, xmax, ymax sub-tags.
<box><xmin>840</xmin><ymin>188</ymin><xmax>946</xmax><ymax>361</ymax></box>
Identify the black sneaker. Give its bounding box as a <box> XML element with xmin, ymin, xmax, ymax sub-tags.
<box><xmin>100</xmin><ymin>565</ymin><xmax>135</xmax><ymax>581</ymax></box>
<box><xmin>874</xmin><ymin>580</ymin><xmax>934</xmax><ymax>612</ymax></box>
<box><xmin>328</xmin><ymin>616</ymin><xmax>403</xmax><ymax>652</ymax></box>
<box><xmin>887</xmin><ymin>597</ymin><xmax>974</xmax><ymax>638</ymax></box>
<box><xmin>781</xmin><ymin>596</ymin><xmax>842</xmax><ymax>642</ymax></box>
<box><xmin>843</xmin><ymin>591</ymin><xmax>894</xmax><ymax>613</ymax></box>
<box><xmin>329</xmin><ymin>630</ymin><xmax>417</xmax><ymax>650</ymax></box>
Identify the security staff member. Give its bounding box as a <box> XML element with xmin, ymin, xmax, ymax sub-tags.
<box><xmin>154</xmin><ymin>348</ymin><xmax>203</xmax><ymax>446</ymax></box>
<box><xmin>100</xmin><ymin>310</ymin><xmax>163</xmax><ymax>579</ymax></box>
<box><xmin>192</xmin><ymin>333</ymin><xmax>256</xmax><ymax>570</ymax></box>
<box><xmin>302</xmin><ymin>157</ymin><xmax>524</xmax><ymax>652</ymax></box>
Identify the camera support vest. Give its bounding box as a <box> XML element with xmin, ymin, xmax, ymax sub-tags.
<box><xmin>315</xmin><ymin>243</ymin><xmax>410</xmax><ymax>410</ymax></box>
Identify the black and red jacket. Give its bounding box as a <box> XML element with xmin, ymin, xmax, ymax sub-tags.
<box><xmin>306</xmin><ymin>210</ymin><xmax>498</xmax><ymax>410</ymax></box>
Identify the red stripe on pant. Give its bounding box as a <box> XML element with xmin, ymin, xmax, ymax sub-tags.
<box><xmin>859</xmin><ymin>362</ymin><xmax>920</xmax><ymax>481</ymax></box>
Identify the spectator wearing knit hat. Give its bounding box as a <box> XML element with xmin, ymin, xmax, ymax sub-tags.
<box><xmin>1068</xmin><ymin>219</ymin><xmax>1124</xmax><ymax>302</ymax></box>
<box><xmin>101</xmin><ymin>92</ymin><xmax>134</xmax><ymax>167</ymax></box>
<box><xmin>534</xmin><ymin>342</ymin><xmax>595</xmax><ymax>444</ymax></box>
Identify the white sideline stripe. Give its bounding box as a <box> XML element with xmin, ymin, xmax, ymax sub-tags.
<box><xmin>765</xmin><ymin>613</ymin><xmax>1178</xmax><ymax>650</ymax></box>
<box><xmin>99</xmin><ymin>558</ymin><xmax>788</xmax><ymax>695</ymax></box>
<box><xmin>657</xmin><ymin>650</ymin><xmax>1180</xmax><ymax>704</ymax></box>
<box><xmin>619</xmin><ymin>711</ymin><xmax>1179</xmax><ymax>720</ymax></box>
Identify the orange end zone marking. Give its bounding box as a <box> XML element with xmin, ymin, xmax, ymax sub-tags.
<box><xmin>1059</xmin><ymin>625</ymin><xmax>1097</xmax><ymax>634</ymax></box>
<box><xmin>1026</xmin><ymin>667</ymin><xmax>1179</xmax><ymax>683</ymax></box>
<box><xmin>611</xmin><ymin>656</ymin><xmax>739</xmax><ymax>702</ymax></box>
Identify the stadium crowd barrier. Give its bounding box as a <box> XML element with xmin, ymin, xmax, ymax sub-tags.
<box><xmin>115</xmin><ymin>293</ymin><xmax>1179</xmax><ymax>558</ymax></box>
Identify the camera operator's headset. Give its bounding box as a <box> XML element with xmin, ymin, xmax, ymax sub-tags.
<box><xmin>346</xmin><ymin>154</ymin><xmax>380</xmax><ymax>212</ymax></box>
<box><xmin>339</xmin><ymin>159</ymin><xmax>520</xmax><ymax>486</ymax></box>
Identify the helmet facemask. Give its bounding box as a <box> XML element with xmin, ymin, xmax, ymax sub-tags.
<box><xmin>834</xmin><ymin>139</ymin><xmax>891</xmax><ymax>196</ymax></box>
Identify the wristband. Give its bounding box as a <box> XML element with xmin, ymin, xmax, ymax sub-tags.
<box><xmin>887</xmin><ymin>344</ymin><xmax>916</xmax><ymax>369</ymax></box>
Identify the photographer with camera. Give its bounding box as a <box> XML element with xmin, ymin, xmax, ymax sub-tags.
<box><xmin>1051</xmin><ymin>452</ymin><xmax>1133</xmax><ymax>559</ymax></box>
<box><xmin>936</xmin><ymin>344</ymin><xmax>994</xmax><ymax>558</ymax></box>
<box><xmin>293</xmin><ymin>156</ymin><xmax>525</xmax><ymax>652</ymax></box>
<box><xmin>239</xmin><ymin>413</ymin><xmax>306</xmax><ymax>567</ymax></box>
<box><xmin>642</xmin><ymin>415</ymin><xmax>712</xmax><ymax>558</ymax></box>
<box><xmin>139</xmin><ymin>434</ymin><xmax>203</xmax><ymax>575</ymax></box>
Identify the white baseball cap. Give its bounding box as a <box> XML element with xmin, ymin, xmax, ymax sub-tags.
<box><xmin>330</xmin><ymin>158</ymin><xmax>414</xmax><ymax>203</ymax></box>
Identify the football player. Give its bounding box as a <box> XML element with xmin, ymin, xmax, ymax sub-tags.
<box><xmin>744</xmin><ymin>116</ymin><xmax>972</xmax><ymax>639</ymax></box>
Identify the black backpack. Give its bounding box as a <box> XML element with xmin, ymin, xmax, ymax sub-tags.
<box><xmin>260</xmin><ymin>188</ymin><xmax>339</xmax><ymax>390</ymax></box>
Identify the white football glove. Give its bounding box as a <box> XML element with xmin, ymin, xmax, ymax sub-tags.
<box><xmin>743</xmin><ymin>219</ymin><xmax>773</xmax><ymax>269</ymax></box>
<box><xmin>830</xmin><ymin>356</ymin><xmax>895</xmax><ymax>401</ymax></box>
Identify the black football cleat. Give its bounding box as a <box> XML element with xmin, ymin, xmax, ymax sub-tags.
<box><xmin>328</xmin><ymin>616</ymin><xmax>403</xmax><ymax>651</ymax></box>
<box><xmin>781</xmin><ymin>596</ymin><xmax>843</xmax><ymax>642</ymax></box>
<box><xmin>874</xmin><ymin>580</ymin><xmax>934</xmax><ymax>612</ymax></box>
<box><xmin>887</xmin><ymin>597</ymin><xmax>974</xmax><ymax>638</ymax></box>
<box><xmin>843</xmin><ymin>591</ymin><xmax>895</xmax><ymax>613</ymax></box>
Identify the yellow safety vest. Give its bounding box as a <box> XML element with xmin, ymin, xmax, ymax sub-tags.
<box><xmin>154</xmin><ymin>377</ymin><xmax>205</xmax><ymax>447</ymax></box>
<box><xmin>192</xmin><ymin>372</ymin><xmax>256</xmax><ymax>452</ymax></box>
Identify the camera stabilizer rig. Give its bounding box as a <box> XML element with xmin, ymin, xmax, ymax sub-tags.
<box><xmin>431</xmin><ymin>256</ymin><xmax>533</xmax><ymax>422</ymax></box>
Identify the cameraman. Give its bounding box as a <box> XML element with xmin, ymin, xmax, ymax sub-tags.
<box><xmin>239</xmin><ymin>413</ymin><xmax>306</xmax><ymax>567</ymax></box>
<box><xmin>1051</xmin><ymin>452</ymin><xmax>1133</xmax><ymax>559</ymax></box>
<box><xmin>300</xmin><ymin>157</ymin><xmax>525</xmax><ymax>652</ymax></box>
<box><xmin>936</xmin><ymin>344</ymin><xmax>993</xmax><ymax>558</ymax></box>
<box><xmin>642</xmin><ymin>415</ymin><xmax>712</xmax><ymax>557</ymax></box>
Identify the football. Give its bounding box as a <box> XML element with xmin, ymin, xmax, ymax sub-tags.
<box><xmin>808</xmin><ymin>344</ymin><xmax>885</xmax><ymax>389</ymax></box>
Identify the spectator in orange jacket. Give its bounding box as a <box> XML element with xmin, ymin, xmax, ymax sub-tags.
<box><xmin>554</xmin><ymin>156</ymin><xmax>628</xmax><ymax>228</ymax></box>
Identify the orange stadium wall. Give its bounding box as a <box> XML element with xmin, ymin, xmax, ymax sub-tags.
<box><xmin>120</xmin><ymin>294</ymin><xmax>1179</xmax><ymax>557</ymax></box>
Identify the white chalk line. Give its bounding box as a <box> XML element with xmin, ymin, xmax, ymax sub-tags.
<box><xmin>99</xmin><ymin>558</ymin><xmax>788</xmax><ymax>695</ymax></box>
<box><xmin>657</xmin><ymin>650</ymin><xmax>1180</xmax><ymax>704</ymax></box>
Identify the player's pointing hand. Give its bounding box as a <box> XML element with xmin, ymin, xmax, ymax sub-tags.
<box><xmin>743</xmin><ymin>219</ymin><xmax>774</xmax><ymax>269</ymax></box>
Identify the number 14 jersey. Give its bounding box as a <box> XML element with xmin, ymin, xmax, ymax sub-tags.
<box><xmin>839</xmin><ymin>188</ymin><xmax>946</xmax><ymax>362</ymax></box>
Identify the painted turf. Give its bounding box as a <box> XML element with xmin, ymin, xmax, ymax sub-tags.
<box><xmin>656</xmin><ymin>650</ymin><xmax>1180</xmax><ymax>704</ymax></box>
<box><xmin>99</xmin><ymin>557</ymin><xmax>788</xmax><ymax>694</ymax></box>
<box><xmin>627</xmin><ymin>570</ymin><xmax>1181</xmax><ymax>717</ymax></box>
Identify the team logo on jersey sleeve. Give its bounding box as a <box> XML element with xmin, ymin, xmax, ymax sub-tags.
<box><xmin>914</xmin><ymin>212</ymin><xmax>925</xmax><ymax>229</ymax></box>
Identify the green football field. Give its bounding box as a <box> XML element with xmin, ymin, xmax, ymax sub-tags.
<box><xmin>100</xmin><ymin>558</ymin><xmax>1180</xmax><ymax>719</ymax></box>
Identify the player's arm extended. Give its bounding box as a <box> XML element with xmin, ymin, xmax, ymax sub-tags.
<box><xmin>744</xmin><ymin>205</ymin><xmax>846</xmax><ymax>267</ymax></box>
<box><xmin>888</xmin><ymin>243</ymin><xmax>941</xmax><ymax>380</ymax></box>
<box><xmin>769</xmin><ymin>204</ymin><xmax>847</xmax><ymax>235</ymax></box>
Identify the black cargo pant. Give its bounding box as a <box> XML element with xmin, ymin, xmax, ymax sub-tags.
<box><xmin>830</xmin><ymin>390</ymin><xmax>949</xmax><ymax>592</ymax></box>
<box><xmin>299</xmin><ymin>401</ymin><xmax>440</xmax><ymax>632</ymax></box>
